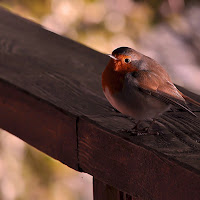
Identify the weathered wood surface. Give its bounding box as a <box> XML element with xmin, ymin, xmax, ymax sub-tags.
<box><xmin>0</xmin><ymin>7</ymin><xmax>199</xmax><ymax>199</ymax></box>
<box><xmin>93</xmin><ymin>179</ymin><xmax>121</xmax><ymax>200</ymax></box>
<box><xmin>93</xmin><ymin>179</ymin><xmax>136</xmax><ymax>200</ymax></box>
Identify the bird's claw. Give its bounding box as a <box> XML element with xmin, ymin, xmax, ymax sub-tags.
<box><xmin>119</xmin><ymin>127</ymin><xmax>160</xmax><ymax>136</ymax></box>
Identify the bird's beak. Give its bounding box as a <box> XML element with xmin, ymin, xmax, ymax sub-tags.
<box><xmin>107</xmin><ymin>54</ymin><xmax>118</xmax><ymax>60</ymax></box>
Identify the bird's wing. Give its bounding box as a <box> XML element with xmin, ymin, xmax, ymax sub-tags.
<box><xmin>140</xmin><ymin>87</ymin><xmax>196</xmax><ymax>117</ymax></box>
<box><xmin>180</xmin><ymin>93</ymin><xmax>200</xmax><ymax>107</ymax></box>
<box><xmin>127</xmin><ymin>71</ymin><xmax>196</xmax><ymax>117</ymax></box>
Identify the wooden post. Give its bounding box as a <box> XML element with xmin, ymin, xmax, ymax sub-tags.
<box><xmin>93</xmin><ymin>178</ymin><xmax>141</xmax><ymax>200</ymax></box>
<box><xmin>93</xmin><ymin>178</ymin><xmax>120</xmax><ymax>200</ymax></box>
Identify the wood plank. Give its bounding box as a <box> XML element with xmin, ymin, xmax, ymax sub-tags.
<box><xmin>0</xmin><ymin>79</ymin><xmax>78</xmax><ymax>170</ymax></box>
<box><xmin>93</xmin><ymin>178</ymin><xmax>120</xmax><ymax>200</ymax></box>
<box><xmin>0</xmin><ymin>7</ymin><xmax>199</xmax><ymax>198</ymax></box>
<box><xmin>0</xmin><ymin>6</ymin><xmax>199</xmax><ymax>172</ymax></box>
<box><xmin>79</xmin><ymin>118</ymin><xmax>200</xmax><ymax>200</ymax></box>
<box><xmin>93</xmin><ymin>179</ymin><xmax>139</xmax><ymax>200</ymax></box>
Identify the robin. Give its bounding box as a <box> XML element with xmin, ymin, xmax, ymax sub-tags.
<box><xmin>102</xmin><ymin>47</ymin><xmax>200</xmax><ymax>134</ymax></box>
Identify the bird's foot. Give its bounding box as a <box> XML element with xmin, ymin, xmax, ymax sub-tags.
<box><xmin>132</xmin><ymin>127</ymin><xmax>159</xmax><ymax>136</ymax></box>
<box><xmin>118</xmin><ymin>119</ymin><xmax>160</xmax><ymax>136</ymax></box>
<box><xmin>119</xmin><ymin>128</ymin><xmax>135</xmax><ymax>134</ymax></box>
<box><xmin>144</xmin><ymin>127</ymin><xmax>160</xmax><ymax>135</ymax></box>
<box><xmin>119</xmin><ymin>127</ymin><xmax>160</xmax><ymax>136</ymax></box>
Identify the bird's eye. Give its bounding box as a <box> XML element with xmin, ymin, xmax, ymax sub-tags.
<box><xmin>124</xmin><ymin>58</ymin><xmax>131</xmax><ymax>63</ymax></box>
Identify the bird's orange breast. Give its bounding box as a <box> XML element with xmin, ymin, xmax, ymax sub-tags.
<box><xmin>102</xmin><ymin>59</ymin><xmax>137</xmax><ymax>95</ymax></box>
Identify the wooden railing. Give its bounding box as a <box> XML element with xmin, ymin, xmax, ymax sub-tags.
<box><xmin>0</xmin><ymin>7</ymin><xmax>199</xmax><ymax>200</ymax></box>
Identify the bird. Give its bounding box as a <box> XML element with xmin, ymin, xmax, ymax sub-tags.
<box><xmin>102</xmin><ymin>47</ymin><xmax>200</xmax><ymax>134</ymax></box>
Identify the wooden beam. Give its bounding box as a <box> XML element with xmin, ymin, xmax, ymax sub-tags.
<box><xmin>0</xmin><ymin>79</ymin><xmax>78</xmax><ymax>170</ymax></box>
<box><xmin>93</xmin><ymin>179</ymin><xmax>120</xmax><ymax>200</ymax></box>
<box><xmin>79</xmin><ymin>118</ymin><xmax>200</xmax><ymax>200</ymax></box>
<box><xmin>93</xmin><ymin>179</ymin><xmax>137</xmax><ymax>200</ymax></box>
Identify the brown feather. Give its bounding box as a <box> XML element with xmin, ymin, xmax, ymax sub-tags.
<box><xmin>181</xmin><ymin>93</ymin><xmax>200</xmax><ymax>107</ymax></box>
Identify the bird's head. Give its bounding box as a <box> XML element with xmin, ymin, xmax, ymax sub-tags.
<box><xmin>107</xmin><ymin>47</ymin><xmax>143</xmax><ymax>72</ymax></box>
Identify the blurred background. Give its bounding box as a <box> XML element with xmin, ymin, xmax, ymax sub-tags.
<box><xmin>0</xmin><ymin>0</ymin><xmax>200</xmax><ymax>199</ymax></box>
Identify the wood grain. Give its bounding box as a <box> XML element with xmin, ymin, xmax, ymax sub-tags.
<box><xmin>93</xmin><ymin>179</ymin><xmax>139</xmax><ymax>200</ymax></box>
<box><xmin>0</xmin><ymin>78</ymin><xmax>77</xmax><ymax>170</ymax></box>
<box><xmin>0</xmin><ymin>7</ymin><xmax>199</xmax><ymax>198</ymax></box>
<box><xmin>93</xmin><ymin>178</ymin><xmax>120</xmax><ymax>200</ymax></box>
<box><xmin>79</xmin><ymin>118</ymin><xmax>200</xmax><ymax>200</ymax></box>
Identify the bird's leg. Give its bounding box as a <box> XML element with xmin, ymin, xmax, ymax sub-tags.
<box><xmin>134</xmin><ymin>118</ymin><xmax>159</xmax><ymax>136</ymax></box>
<box><xmin>131</xmin><ymin>120</ymin><xmax>141</xmax><ymax>131</ymax></box>
<box><xmin>118</xmin><ymin>120</ymin><xmax>141</xmax><ymax>134</ymax></box>
<box><xmin>147</xmin><ymin>118</ymin><xmax>156</xmax><ymax>132</ymax></box>
<box><xmin>145</xmin><ymin>118</ymin><xmax>159</xmax><ymax>135</ymax></box>
<box><xmin>119</xmin><ymin>119</ymin><xmax>159</xmax><ymax>135</ymax></box>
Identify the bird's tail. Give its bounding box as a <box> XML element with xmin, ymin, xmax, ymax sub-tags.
<box><xmin>181</xmin><ymin>93</ymin><xmax>200</xmax><ymax>107</ymax></box>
